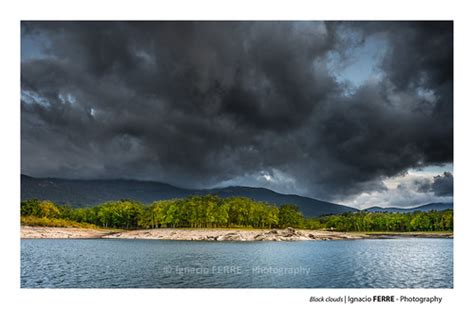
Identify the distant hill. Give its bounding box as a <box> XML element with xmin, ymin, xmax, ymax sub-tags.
<box><xmin>363</xmin><ymin>203</ymin><xmax>453</xmax><ymax>213</ymax></box>
<box><xmin>21</xmin><ymin>175</ymin><xmax>356</xmax><ymax>217</ymax></box>
<box><xmin>206</xmin><ymin>186</ymin><xmax>356</xmax><ymax>217</ymax></box>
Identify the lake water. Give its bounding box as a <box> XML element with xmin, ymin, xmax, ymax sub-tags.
<box><xmin>21</xmin><ymin>238</ymin><xmax>453</xmax><ymax>288</ymax></box>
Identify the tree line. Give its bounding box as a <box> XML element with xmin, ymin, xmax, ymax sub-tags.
<box><xmin>20</xmin><ymin>197</ymin><xmax>453</xmax><ymax>231</ymax></box>
<box><xmin>313</xmin><ymin>210</ymin><xmax>453</xmax><ymax>232</ymax></box>
<box><xmin>20</xmin><ymin>196</ymin><xmax>303</xmax><ymax>229</ymax></box>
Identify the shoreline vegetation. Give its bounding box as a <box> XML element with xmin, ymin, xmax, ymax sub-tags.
<box><xmin>21</xmin><ymin>196</ymin><xmax>453</xmax><ymax>241</ymax></box>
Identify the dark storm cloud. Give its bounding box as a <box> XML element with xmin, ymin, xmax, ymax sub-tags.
<box><xmin>414</xmin><ymin>171</ymin><xmax>453</xmax><ymax>197</ymax></box>
<box><xmin>431</xmin><ymin>172</ymin><xmax>454</xmax><ymax>196</ymax></box>
<box><xmin>21</xmin><ymin>21</ymin><xmax>453</xmax><ymax>201</ymax></box>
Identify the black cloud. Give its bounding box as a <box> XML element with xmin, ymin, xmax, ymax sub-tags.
<box><xmin>21</xmin><ymin>21</ymin><xmax>453</xmax><ymax>201</ymax></box>
<box><xmin>415</xmin><ymin>171</ymin><xmax>453</xmax><ymax>197</ymax></box>
<box><xmin>431</xmin><ymin>172</ymin><xmax>454</xmax><ymax>196</ymax></box>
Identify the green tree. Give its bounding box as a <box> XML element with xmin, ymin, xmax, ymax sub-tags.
<box><xmin>278</xmin><ymin>204</ymin><xmax>304</xmax><ymax>228</ymax></box>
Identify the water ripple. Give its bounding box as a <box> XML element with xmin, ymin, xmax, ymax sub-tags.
<box><xmin>21</xmin><ymin>238</ymin><xmax>453</xmax><ymax>288</ymax></box>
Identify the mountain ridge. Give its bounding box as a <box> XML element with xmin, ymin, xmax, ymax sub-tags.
<box><xmin>363</xmin><ymin>202</ymin><xmax>453</xmax><ymax>213</ymax></box>
<box><xmin>21</xmin><ymin>174</ymin><xmax>356</xmax><ymax>217</ymax></box>
<box><xmin>21</xmin><ymin>175</ymin><xmax>453</xmax><ymax>217</ymax></box>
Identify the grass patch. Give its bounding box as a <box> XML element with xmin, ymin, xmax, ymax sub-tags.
<box><xmin>21</xmin><ymin>216</ymin><xmax>99</xmax><ymax>229</ymax></box>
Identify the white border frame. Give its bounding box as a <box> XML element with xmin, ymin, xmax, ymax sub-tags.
<box><xmin>2</xmin><ymin>1</ymin><xmax>473</xmax><ymax>308</ymax></box>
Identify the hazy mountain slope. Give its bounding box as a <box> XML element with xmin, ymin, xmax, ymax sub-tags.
<box><xmin>21</xmin><ymin>175</ymin><xmax>356</xmax><ymax>217</ymax></box>
<box><xmin>364</xmin><ymin>203</ymin><xmax>453</xmax><ymax>213</ymax></box>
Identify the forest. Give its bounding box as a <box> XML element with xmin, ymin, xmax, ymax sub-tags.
<box><xmin>20</xmin><ymin>196</ymin><xmax>453</xmax><ymax>232</ymax></box>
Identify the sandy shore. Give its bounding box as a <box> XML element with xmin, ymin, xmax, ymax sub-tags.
<box><xmin>21</xmin><ymin>226</ymin><xmax>453</xmax><ymax>241</ymax></box>
<box><xmin>21</xmin><ymin>226</ymin><xmax>117</xmax><ymax>239</ymax></box>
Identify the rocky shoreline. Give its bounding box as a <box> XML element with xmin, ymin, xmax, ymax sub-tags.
<box><xmin>21</xmin><ymin>226</ymin><xmax>452</xmax><ymax>241</ymax></box>
<box><xmin>102</xmin><ymin>227</ymin><xmax>371</xmax><ymax>241</ymax></box>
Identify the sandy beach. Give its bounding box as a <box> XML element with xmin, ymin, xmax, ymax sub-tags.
<box><xmin>21</xmin><ymin>226</ymin><xmax>117</xmax><ymax>239</ymax></box>
<box><xmin>20</xmin><ymin>226</ymin><xmax>453</xmax><ymax>241</ymax></box>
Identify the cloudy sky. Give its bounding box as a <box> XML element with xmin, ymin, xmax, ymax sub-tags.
<box><xmin>21</xmin><ymin>21</ymin><xmax>453</xmax><ymax>209</ymax></box>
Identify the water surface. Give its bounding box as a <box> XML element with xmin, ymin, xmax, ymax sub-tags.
<box><xmin>21</xmin><ymin>238</ymin><xmax>453</xmax><ymax>288</ymax></box>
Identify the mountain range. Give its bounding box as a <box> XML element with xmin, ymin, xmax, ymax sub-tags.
<box><xmin>21</xmin><ymin>175</ymin><xmax>452</xmax><ymax>217</ymax></box>
<box><xmin>363</xmin><ymin>203</ymin><xmax>453</xmax><ymax>213</ymax></box>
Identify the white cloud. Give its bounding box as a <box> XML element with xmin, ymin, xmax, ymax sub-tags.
<box><xmin>335</xmin><ymin>165</ymin><xmax>453</xmax><ymax>209</ymax></box>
